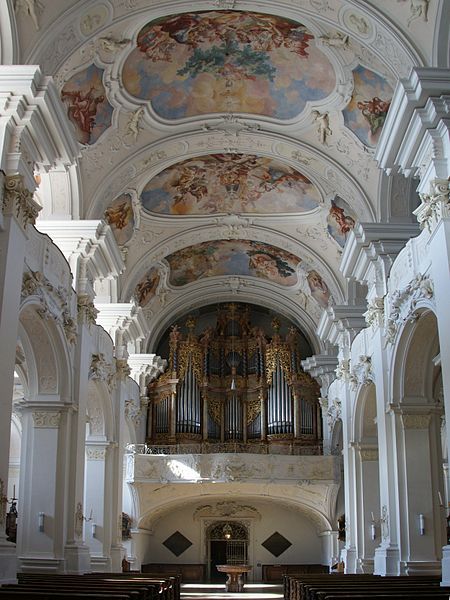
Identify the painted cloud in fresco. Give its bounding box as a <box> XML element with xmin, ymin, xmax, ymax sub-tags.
<box><xmin>326</xmin><ymin>196</ymin><xmax>357</xmax><ymax>248</ymax></box>
<box><xmin>134</xmin><ymin>268</ymin><xmax>161</xmax><ymax>307</ymax></box>
<box><xmin>122</xmin><ymin>11</ymin><xmax>336</xmax><ymax>120</ymax></box>
<box><xmin>166</xmin><ymin>240</ymin><xmax>300</xmax><ymax>287</ymax></box>
<box><xmin>343</xmin><ymin>65</ymin><xmax>393</xmax><ymax>147</ymax></box>
<box><xmin>141</xmin><ymin>154</ymin><xmax>321</xmax><ymax>215</ymax></box>
<box><xmin>61</xmin><ymin>64</ymin><xmax>113</xmax><ymax>145</ymax></box>
<box><xmin>104</xmin><ymin>193</ymin><xmax>135</xmax><ymax>246</ymax></box>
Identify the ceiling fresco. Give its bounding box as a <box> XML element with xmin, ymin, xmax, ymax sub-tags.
<box><xmin>104</xmin><ymin>193</ymin><xmax>135</xmax><ymax>246</ymax></box>
<box><xmin>134</xmin><ymin>267</ymin><xmax>161</xmax><ymax>307</ymax></box>
<box><xmin>140</xmin><ymin>154</ymin><xmax>321</xmax><ymax>215</ymax></box>
<box><xmin>122</xmin><ymin>11</ymin><xmax>336</xmax><ymax>120</ymax></box>
<box><xmin>342</xmin><ymin>65</ymin><xmax>393</xmax><ymax>147</ymax></box>
<box><xmin>9</xmin><ymin>0</ymin><xmax>440</xmax><ymax>334</ymax></box>
<box><xmin>61</xmin><ymin>64</ymin><xmax>113</xmax><ymax>145</ymax></box>
<box><xmin>165</xmin><ymin>240</ymin><xmax>301</xmax><ymax>287</ymax></box>
<box><xmin>326</xmin><ymin>196</ymin><xmax>356</xmax><ymax>248</ymax></box>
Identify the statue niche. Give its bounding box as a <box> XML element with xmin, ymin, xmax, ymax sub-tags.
<box><xmin>147</xmin><ymin>303</ymin><xmax>321</xmax><ymax>453</ymax></box>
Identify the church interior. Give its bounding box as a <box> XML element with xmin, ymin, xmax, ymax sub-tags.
<box><xmin>1</xmin><ymin>0</ymin><xmax>450</xmax><ymax>593</ymax></box>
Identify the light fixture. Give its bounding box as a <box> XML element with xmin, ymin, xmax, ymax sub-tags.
<box><xmin>92</xmin><ymin>523</ymin><xmax>97</xmax><ymax>538</ymax></box>
<box><xmin>223</xmin><ymin>523</ymin><xmax>232</xmax><ymax>540</ymax></box>
<box><xmin>419</xmin><ymin>513</ymin><xmax>425</xmax><ymax>535</ymax></box>
<box><xmin>370</xmin><ymin>522</ymin><xmax>376</xmax><ymax>540</ymax></box>
<box><xmin>38</xmin><ymin>512</ymin><xmax>44</xmax><ymax>532</ymax></box>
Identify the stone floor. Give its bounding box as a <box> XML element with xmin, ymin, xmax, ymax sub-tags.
<box><xmin>181</xmin><ymin>583</ymin><xmax>284</xmax><ymax>600</ymax></box>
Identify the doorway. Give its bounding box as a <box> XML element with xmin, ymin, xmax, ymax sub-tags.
<box><xmin>207</xmin><ymin>521</ymin><xmax>249</xmax><ymax>581</ymax></box>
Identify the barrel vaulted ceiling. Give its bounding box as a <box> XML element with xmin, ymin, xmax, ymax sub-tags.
<box><xmin>7</xmin><ymin>0</ymin><xmax>448</xmax><ymax>350</ymax></box>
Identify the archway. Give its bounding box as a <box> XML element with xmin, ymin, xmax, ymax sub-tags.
<box><xmin>208</xmin><ymin>521</ymin><xmax>249</xmax><ymax>582</ymax></box>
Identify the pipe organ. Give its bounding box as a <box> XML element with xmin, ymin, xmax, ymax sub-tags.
<box><xmin>148</xmin><ymin>304</ymin><xmax>321</xmax><ymax>453</ymax></box>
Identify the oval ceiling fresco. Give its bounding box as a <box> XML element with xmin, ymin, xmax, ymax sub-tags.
<box><xmin>122</xmin><ymin>11</ymin><xmax>336</xmax><ymax>120</ymax></box>
<box><xmin>134</xmin><ymin>267</ymin><xmax>161</xmax><ymax>307</ymax></box>
<box><xmin>141</xmin><ymin>154</ymin><xmax>321</xmax><ymax>215</ymax></box>
<box><xmin>165</xmin><ymin>239</ymin><xmax>300</xmax><ymax>287</ymax></box>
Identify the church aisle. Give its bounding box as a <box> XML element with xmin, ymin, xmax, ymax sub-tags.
<box><xmin>181</xmin><ymin>583</ymin><xmax>284</xmax><ymax>600</ymax></box>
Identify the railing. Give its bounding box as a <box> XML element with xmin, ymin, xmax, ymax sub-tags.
<box><xmin>126</xmin><ymin>442</ymin><xmax>321</xmax><ymax>456</ymax></box>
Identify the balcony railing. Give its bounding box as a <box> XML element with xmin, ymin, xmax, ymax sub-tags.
<box><xmin>126</xmin><ymin>442</ymin><xmax>321</xmax><ymax>456</ymax></box>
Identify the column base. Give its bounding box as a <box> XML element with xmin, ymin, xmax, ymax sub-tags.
<box><xmin>0</xmin><ymin>543</ymin><xmax>17</xmax><ymax>583</ymax></box>
<box><xmin>340</xmin><ymin>546</ymin><xmax>357</xmax><ymax>574</ymax></box>
<box><xmin>90</xmin><ymin>556</ymin><xmax>112</xmax><ymax>572</ymax></box>
<box><xmin>357</xmin><ymin>558</ymin><xmax>374</xmax><ymax>574</ymax></box>
<box><xmin>110</xmin><ymin>544</ymin><xmax>125</xmax><ymax>572</ymax></box>
<box><xmin>18</xmin><ymin>557</ymin><xmax>65</xmax><ymax>574</ymax></box>
<box><xmin>374</xmin><ymin>545</ymin><xmax>400</xmax><ymax>576</ymax></box>
<box><xmin>64</xmin><ymin>543</ymin><xmax>91</xmax><ymax>573</ymax></box>
<box><xmin>401</xmin><ymin>561</ymin><xmax>441</xmax><ymax>576</ymax></box>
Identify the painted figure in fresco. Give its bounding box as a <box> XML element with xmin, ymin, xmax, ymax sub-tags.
<box><xmin>307</xmin><ymin>270</ymin><xmax>330</xmax><ymax>308</ymax></box>
<box><xmin>134</xmin><ymin>269</ymin><xmax>160</xmax><ymax>306</ymax></box>
<box><xmin>61</xmin><ymin>87</ymin><xmax>105</xmax><ymax>134</ymax></box>
<box><xmin>104</xmin><ymin>200</ymin><xmax>133</xmax><ymax>231</ymax></box>
<box><xmin>357</xmin><ymin>96</ymin><xmax>391</xmax><ymax>136</ymax></box>
<box><xmin>329</xmin><ymin>200</ymin><xmax>355</xmax><ymax>236</ymax></box>
<box><xmin>248</xmin><ymin>249</ymin><xmax>296</xmax><ymax>280</ymax></box>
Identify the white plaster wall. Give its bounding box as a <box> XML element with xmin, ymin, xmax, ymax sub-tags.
<box><xmin>138</xmin><ymin>500</ymin><xmax>323</xmax><ymax>581</ymax></box>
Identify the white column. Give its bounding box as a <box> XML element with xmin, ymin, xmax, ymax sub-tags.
<box><xmin>85</xmin><ymin>443</ymin><xmax>110</xmax><ymax>571</ymax></box>
<box><xmin>0</xmin><ymin>174</ymin><xmax>39</xmax><ymax>582</ymax></box>
<box><xmin>428</xmin><ymin>216</ymin><xmax>450</xmax><ymax>584</ymax></box>
<box><xmin>16</xmin><ymin>406</ymin><xmax>66</xmax><ymax>573</ymax></box>
<box><xmin>355</xmin><ymin>447</ymin><xmax>380</xmax><ymax>573</ymax></box>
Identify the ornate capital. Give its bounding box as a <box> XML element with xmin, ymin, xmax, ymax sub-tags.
<box><xmin>32</xmin><ymin>411</ymin><xmax>61</xmax><ymax>428</ymax></box>
<box><xmin>89</xmin><ymin>353</ymin><xmax>114</xmax><ymax>388</ymax></box>
<box><xmin>413</xmin><ymin>179</ymin><xmax>450</xmax><ymax>233</ymax></box>
<box><xmin>2</xmin><ymin>174</ymin><xmax>41</xmax><ymax>229</ymax></box>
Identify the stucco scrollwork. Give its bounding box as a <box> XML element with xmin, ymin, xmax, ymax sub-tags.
<box><xmin>350</xmin><ymin>355</ymin><xmax>373</xmax><ymax>390</ymax></box>
<box><xmin>401</xmin><ymin>414</ymin><xmax>431</xmax><ymax>429</ymax></box>
<box><xmin>385</xmin><ymin>273</ymin><xmax>434</xmax><ymax>345</ymax></box>
<box><xmin>77</xmin><ymin>294</ymin><xmax>98</xmax><ymax>325</ymax></box>
<box><xmin>89</xmin><ymin>353</ymin><xmax>114</xmax><ymax>389</ymax></box>
<box><xmin>413</xmin><ymin>179</ymin><xmax>450</xmax><ymax>233</ymax></box>
<box><xmin>335</xmin><ymin>358</ymin><xmax>350</xmax><ymax>382</ymax></box>
<box><xmin>86</xmin><ymin>446</ymin><xmax>107</xmax><ymax>460</ymax></box>
<box><xmin>3</xmin><ymin>175</ymin><xmax>41</xmax><ymax>229</ymax></box>
<box><xmin>32</xmin><ymin>411</ymin><xmax>61</xmax><ymax>428</ymax></box>
<box><xmin>360</xmin><ymin>448</ymin><xmax>378</xmax><ymax>461</ymax></box>
<box><xmin>364</xmin><ymin>296</ymin><xmax>385</xmax><ymax>328</ymax></box>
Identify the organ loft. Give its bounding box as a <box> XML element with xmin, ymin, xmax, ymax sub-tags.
<box><xmin>147</xmin><ymin>303</ymin><xmax>321</xmax><ymax>451</ymax></box>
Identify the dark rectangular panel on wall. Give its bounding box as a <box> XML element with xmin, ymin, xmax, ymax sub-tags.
<box><xmin>142</xmin><ymin>563</ymin><xmax>206</xmax><ymax>582</ymax></box>
<box><xmin>262</xmin><ymin>564</ymin><xmax>328</xmax><ymax>583</ymax></box>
